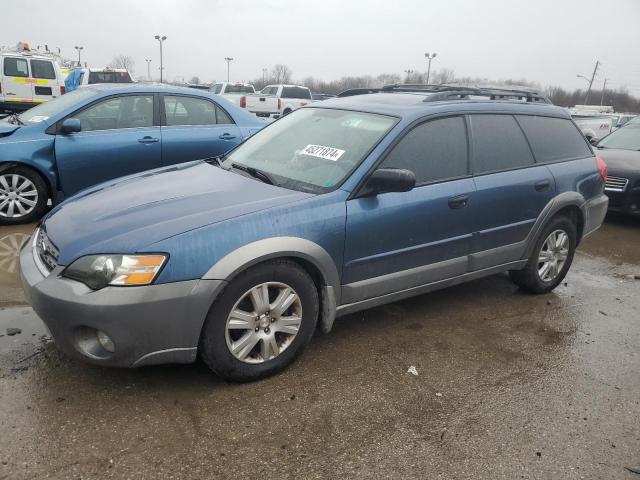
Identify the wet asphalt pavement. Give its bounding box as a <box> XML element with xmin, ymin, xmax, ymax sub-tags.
<box><xmin>0</xmin><ymin>218</ymin><xmax>638</xmax><ymax>480</ymax></box>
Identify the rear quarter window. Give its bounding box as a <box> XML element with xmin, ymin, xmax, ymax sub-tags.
<box><xmin>516</xmin><ymin>115</ymin><xmax>592</xmax><ymax>162</ymax></box>
<box><xmin>470</xmin><ymin>114</ymin><xmax>534</xmax><ymax>174</ymax></box>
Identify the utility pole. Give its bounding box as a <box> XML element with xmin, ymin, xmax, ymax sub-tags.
<box><xmin>145</xmin><ymin>59</ymin><xmax>152</xmax><ymax>81</ymax></box>
<box><xmin>584</xmin><ymin>60</ymin><xmax>600</xmax><ymax>105</ymax></box>
<box><xmin>154</xmin><ymin>35</ymin><xmax>167</xmax><ymax>83</ymax></box>
<box><xmin>600</xmin><ymin>78</ymin><xmax>608</xmax><ymax>106</ymax></box>
<box><xmin>74</xmin><ymin>46</ymin><xmax>83</xmax><ymax>66</ymax></box>
<box><xmin>224</xmin><ymin>57</ymin><xmax>233</xmax><ymax>82</ymax></box>
<box><xmin>424</xmin><ymin>52</ymin><xmax>437</xmax><ymax>84</ymax></box>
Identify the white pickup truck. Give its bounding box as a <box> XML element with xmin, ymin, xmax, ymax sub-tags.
<box><xmin>209</xmin><ymin>82</ymin><xmax>256</xmax><ymax>107</ymax></box>
<box><xmin>240</xmin><ymin>84</ymin><xmax>312</xmax><ymax>118</ymax></box>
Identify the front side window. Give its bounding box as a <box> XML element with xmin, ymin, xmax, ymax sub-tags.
<box><xmin>470</xmin><ymin>114</ymin><xmax>534</xmax><ymax>174</ymax></box>
<box><xmin>3</xmin><ymin>57</ymin><xmax>29</xmax><ymax>77</ymax></box>
<box><xmin>74</xmin><ymin>95</ymin><xmax>153</xmax><ymax>131</ymax></box>
<box><xmin>380</xmin><ymin>116</ymin><xmax>468</xmax><ymax>184</ymax></box>
<box><xmin>517</xmin><ymin>115</ymin><xmax>591</xmax><ymax>162</ymax></box>
<box><xmin>19</xmin><ymin>88</ymin><xmax>98</xmax><ymax>123</ymax></box>
<box><xmin>223</xmin><ymin>108</ymin><xmax>397</xmax><ymax>193</ymax></box>
<box><xmin>164</xmin><ymin>96</ymin><xmax>231</xmax><ymax>126</ymax></box>
<box><xmin>30</xmin><ymin>60</ymin><xmax>56</xmax><ymax>79</ymax></box>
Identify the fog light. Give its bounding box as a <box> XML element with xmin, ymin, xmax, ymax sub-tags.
<box><xmin>97</xmin><ymin>330</ymin><xmax>115</xmax><ymax>353</ymax></box>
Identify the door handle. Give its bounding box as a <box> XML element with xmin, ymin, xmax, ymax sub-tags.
<box><xmin>448</xmin><ymin>194</ymin><xmax>470</xmax><ymax>209</ymax></box>
<box><xmin>534</xmin><ymin>179</ymin><xmax>551</xmax><ymax>191</ymax></box>
<box><xmin>219</xmin><ymin>133</ymin><xmax>237</xmax><ymax>140</ymax></box>
<box><xmin>138</xmin><ymin>136</ymin><xmax>159</xmax><ymax>144</ymax></box>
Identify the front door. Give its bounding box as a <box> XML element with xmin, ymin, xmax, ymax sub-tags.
<box><xmin>55</xmin><ymin>94</ymin><xmax>161</xmax><ymax>195</ymax></box>
<box><xmin>342</xmin><ymin>115</ymin><xmax>477</xmax><ymax>304</ymax></box>
<box><xmin>160</xmin><ymin>94</ymin><xmax>242</xmax><ymax>166</ymax></box>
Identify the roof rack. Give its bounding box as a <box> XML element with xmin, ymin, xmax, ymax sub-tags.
<box><xmin>338</xmin><ymin>84</ymin><xmax>551</xmax><ymax>104</ymax></box>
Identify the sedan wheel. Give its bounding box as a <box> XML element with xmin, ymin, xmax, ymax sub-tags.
<box><xmin>0</xmin><ymin>174</ymin><xmax>39</xmax><ymax>219</ymax></box>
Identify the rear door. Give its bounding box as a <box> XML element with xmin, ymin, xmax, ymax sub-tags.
<box><xmin>54</xmin><ymin>94</ymin><xmax>161</xmax><ymax>195</ymax></box>
<box><xmin>343</xmin><ymin>115</ymin><xmax>478</xmax><ymax>304</ymax></box>
<box><xmin>468</xmin><ymin>113</ymin><xmax>556</xmax><ymax>270</ymax></box>
<box><xmin>1</xmin><ymin>57</ymin><xmax>33</xmax><ymax>105</ymax></box>
<box><xmin>160</xmin><ymin>94</ymin><xmax>242</xmax><ymax>166</ymax></box>
<box><xmin>29</xmin><ymin>59</ymin><xmax>59</xmax><ymax>104</ymax></box>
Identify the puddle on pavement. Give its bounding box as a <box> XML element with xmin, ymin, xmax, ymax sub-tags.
<box><xmin>0</xmin><ymin>306</ymin><xmax>49</xmax><ymax>351</ymax></box>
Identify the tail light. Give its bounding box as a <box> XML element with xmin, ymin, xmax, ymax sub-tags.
<box><xmin>596</xmin><ymin>156</ymin><xmax>607</xmax><ymax>182</ymax></box>
<box><xmin>277</xmin><ymin>98</ymin><xmax>282</xmax><ymax>110</ymax></box>
<box><xmin>239</xmin><ymin>96</ymin><xmax>246</xmax><ymax>108</ymax></box>
<box><xmin>60</xmin><ymin>85</ymin><xmax>66</xmax><ymax>95</ymax></box>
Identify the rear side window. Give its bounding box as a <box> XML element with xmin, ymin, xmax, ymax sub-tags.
<box><xmin>380</xmin><ymin>116</ymin><xmax>468</xmax><ymax>184</ymax></box>
<box><xmin>30</xmin><ymin>60</ymin><xmax>56</xmax><ymax>79</ymax></box>
<box><xmin>281</xmin><ymin>87</ymin><xmax>311</xmax><ymax>99</ymax></box>
<box><xmin>4</xmin><ymin>57</ymin><xmax>29</xmax><ymax>77</ymax></box>
<box><xmin>470</xmin><ymin>114</ymin><xmax>534</xmax><ymax>174</ymax></box>
<box><xmin>516</xmin><ymin>115</ymin><xmax>592</xmax><ymax>162</ymax></box>
<box><xmin>164</xmin><ymin>96</ymin><xmax>235</xmax><ymax>126</ymax></box>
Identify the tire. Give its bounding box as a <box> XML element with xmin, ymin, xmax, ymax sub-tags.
<box><xmin>199</xmin><ymin>259</ymin><xmax>319</xmax><ymax>382</ymax></box>
<box><xmin>282</xmin><ymin>108</ymin><xmax>292</xmax><ymax>116</ymax></box>
<box><xmin>509</xmin><ymin>215</ymin><xmax>577</xmax><ymax>294</ymax></box>
<box><xmin>0</xmin><ymin>166</ymin><xmax>49</xmax><ymax>225</ymax></box>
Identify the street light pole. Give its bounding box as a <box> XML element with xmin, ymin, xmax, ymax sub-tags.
<box><xmin>224</xmin><ymin>57</ymin><xmax>233</xmax><ymax>82</ymax></box>
<box><xmin>424</xmin><ymin>52</ymin><xmax>437</xmax><ymax>84</ymax></box>
<box><xmin>145</xmin><ymin>59</ymin><xmax>152</xmax><ymax>81</ymax></box>
<box><xmin>404</xmin><ymin>69</ymin><xmax>414</xmax><ymax>83</ymax></box>
<box><xmin>74</xmin><ymin>46</ymin><xmax>83</xmax><ymax>67</ymax></box>
<box><xmin>583</xmin><ymin>60</ymin><xmax>600</xmax><ymax>105</ymax></box>
<box><xmin>154</xmin><ymin>35</ymin><xmax>167</xmax><ymax>83</ymax></box>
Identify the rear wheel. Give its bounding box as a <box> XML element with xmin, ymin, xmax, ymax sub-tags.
<box><xmin>0</xmin><ymin>166</ymin><xmax>48</xmax><ymax>225</ymax></box>
<box><xmin>199</xmin><ymin>260</ymin><xmax>319</xmax><ymax>382</ymax></box>
<box><xmin>509</xmin><ymin>215</ymin><xmax>577</xmax><ymax>294</ymax></box>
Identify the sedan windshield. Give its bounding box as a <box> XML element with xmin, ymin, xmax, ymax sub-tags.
<box><xmin>598</xmin><ymin>125</ymin><xmax>640</xmax><ymax>151</ymax></box>
<box><xmin>222</xmin><ymin>108</ymin><xmax>397</xmax><ymax>193</ymax></box>
<box><xmin>18</xmin><ymin>88</ymin><xmax>97</xmax><ymax>123</ymax></box>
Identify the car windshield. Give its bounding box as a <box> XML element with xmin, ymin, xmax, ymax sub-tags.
<box><xmin>222</xmin><ymin>108</ymin><xmax>397</xmax><ymax>193</ymax></box>
<box><xmin>598</xmin><ymin>125</ymin><xmax>640</xmax><ymax>151</ymax></box>
<box><xmin>18</xmin><ymin>88</ymin><xmax>98</xmax><ymax>123</ymax></box>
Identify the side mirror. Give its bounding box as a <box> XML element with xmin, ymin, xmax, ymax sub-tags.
<box><xmin>589</xmin><ymin>137</ymin><xmax>599</xmax><ymax>146</ymax></box>
<box><xmin>60</xmin><ymin>118</ymin><xmax>81</xmax><ymax>134</ymax></box>
<box><xmin>360</xmin><ymin>168</ymin><xmax>416</xmax><ymax>196</ymax></box>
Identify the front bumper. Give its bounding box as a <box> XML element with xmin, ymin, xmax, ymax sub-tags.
<box><xmin>605</xmin><ymin>184</ymin><xmax>640</xmax><ymax>216</ymax></box>
<box><xmin>20</xmin><ymin>241</ymin><xmax>225</xmax><ymax>367</ymax></box>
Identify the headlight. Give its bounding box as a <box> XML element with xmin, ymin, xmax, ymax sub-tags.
<box><xmin>63</xmin><ymin>254</ymin><xmax>167</xmax><ymax>290</ymax></box>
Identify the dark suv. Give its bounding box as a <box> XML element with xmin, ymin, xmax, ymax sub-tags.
<box><xmin>21</xmin><ymin>85</ymin><xmax>609</xmax><ymax>381</ymax></box>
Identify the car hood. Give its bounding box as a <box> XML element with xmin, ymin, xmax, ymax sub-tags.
<box><xmin>597</xmin><ymin>148</ymin><xmax>640</xmax><ymax>174</ymax></box>
<box><xmin>44</xmin><ymin>161</ymin><xmax>313</xmax><ymax>265</ymax></box>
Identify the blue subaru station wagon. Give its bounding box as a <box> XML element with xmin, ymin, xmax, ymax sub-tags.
<box><xmin>20</xmin><ymin>85</ymin><xmax>609</xmax><ymax>381</ymax></box>
<box><xmin>0</xmin><ymin>84</ymin><xmax>264</xmax><ymax>224</ymax></box>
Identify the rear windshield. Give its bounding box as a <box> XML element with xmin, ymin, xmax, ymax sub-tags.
<box><xmin>281</xmin><ymin>86</ymin><xmax>311</xmax><ymax>99</ymax></box>
<box><xmin>30</xmin><ymin>59</ymin><xmax>56</xmax><ymax>79</ymax></box>
<box><xmin>225</xmin><ymin>84</ymin><xmax>254</xmax><ymax>94</ymax></box>
<box><xmin>88</xmin><ymin>71</ymin><xmax>133</xmax><ymax>84</ymax></box>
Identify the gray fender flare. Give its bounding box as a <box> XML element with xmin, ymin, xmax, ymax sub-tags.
<box><xmin>202</xmin><ymin>237</ymin><xmax>341</xmax><ymax>333</ymax></box>
<box><xmin>522</xmin><ymin>191</ymin><xmax>587</xmax><ymax>260</ymax></box>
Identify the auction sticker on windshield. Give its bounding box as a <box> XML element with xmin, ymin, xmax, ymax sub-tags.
<box><xmin>301</xmin><ymin>144</ymin><xmax>345</xmax><ymax>161</ymax></box>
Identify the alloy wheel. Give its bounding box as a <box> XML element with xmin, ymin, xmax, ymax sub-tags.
<box><xmin>537</xmin><ymin>229</ymin><xmax>569</xmax><ymax>282</ymax></box>
<box><xmin>0</xmin><ymin>174</ymin><xmax>39</xmax><ymax>218</ymax></box>
<box><xmin>225</xmin><ymin>282</ymin><xmax>303</xmax><ymax>364</ymax></box>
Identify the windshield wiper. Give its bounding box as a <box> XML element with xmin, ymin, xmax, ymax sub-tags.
<box><xmin>230</xmin><ymin>162</ymin><xmax>274</xmax><ymax>185</ymax></box>
<box><xmin>204</xmin><ymin>154</ymin><xmax>226</xmax><ymax>167</ymax></box>
<box><xmin>7</xmin><ymin>113</ymin><xmax>24</xmax><ymax>126</ymax></box>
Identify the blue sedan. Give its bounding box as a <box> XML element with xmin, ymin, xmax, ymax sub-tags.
<box><xmin>0</xmin><ymin>84</ymin><xmax>265</xmax><ymax>224</ymax></box>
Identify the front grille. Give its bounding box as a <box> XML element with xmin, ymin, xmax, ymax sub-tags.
<box><xmin>34</xmin><ymin>228</ymin><xmax>59</xmax><ymax>273</ymax></box>
<box><xmin>605</xmin><ymin>176</ymin><xmax>629</xmax><ymax>192</ymax></box>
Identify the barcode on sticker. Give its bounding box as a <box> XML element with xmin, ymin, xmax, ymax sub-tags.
<box><xmin>301</xmin><ymin>144</ymin><xmax>345</xmax><ymax>161</ymax></box>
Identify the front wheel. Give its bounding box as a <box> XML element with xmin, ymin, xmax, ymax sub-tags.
<box><xmin>509</xmin><ymin>215</ymin><xmax>577</xmax><ymax>294</ymax></box>
<box><xmin>0</xmin><ymin>167</ymin><xmax>49</xmax><ymax>225</ymax></box>
<box><xmin>199</xmin><ymin>260</ymin><xmax>319</xmax><ymax>382</ymax></box>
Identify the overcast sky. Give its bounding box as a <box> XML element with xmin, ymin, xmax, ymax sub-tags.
<box><xmin>3</xmin><ymin>0</ymin><xmax>639</xmax><ymax>93</ymax></box>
